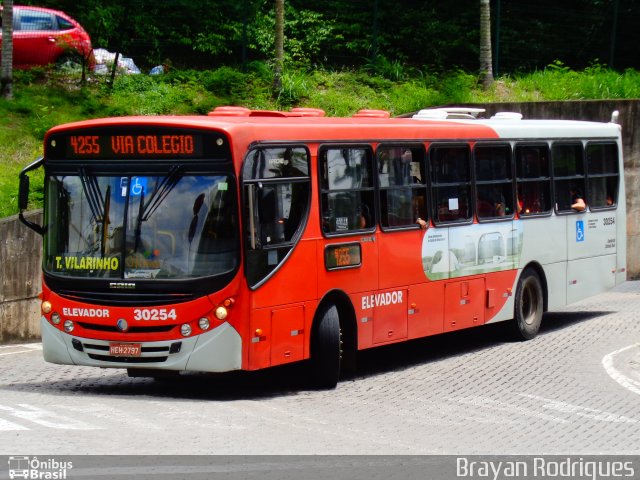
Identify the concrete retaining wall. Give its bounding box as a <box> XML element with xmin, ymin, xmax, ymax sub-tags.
<box><xmin>1</xmin><ymin>100</ymin><xmax>639</xmax><ymax>342</ymax></box>
<box><xmin>0</xmin><ymin>211</ymin><xmax>42</xmax><ymax>342</ymax></box>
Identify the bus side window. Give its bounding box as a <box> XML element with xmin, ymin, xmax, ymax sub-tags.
<box><xmin>320</xmin><ymin>146</ymin><xmax>375</xmax><ymax>235</ymax></box>
<box><xmin>474</xmin><ymin>144</ymin><xmax>514</xmax><ymax>220</ymax></box>
<box><xmin>377</xmin><ymin>145</ymin><xmax>428</xmax><ymax>229</ymax></box>
<box><xmin>586</xmin><ymin>142</ymin><xmax>618</xmax><ymax>209</ymax></box>
<box><xmin>552</xmin><ymin>143</ymin><xmax>586</xmax><ymax>213</ymax></box>
<box><xmin>515</xmin><ymin>144</ymin><xmax>552</xmax><ymax>216</ymax></box>
<box><xmin>430</xmin><ymin>145</ymin><xmax>472</xmax><ymax>224</ymax></box>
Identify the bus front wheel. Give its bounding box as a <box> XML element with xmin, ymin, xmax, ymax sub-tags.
<box><xmin>310</xmin><ymin>304</ymin><xmax>342</xmax><ymax>389</ymax></box>
<box><xmin>512</xmin><ymin>269</ymin><xmax>544</xmax><ymax>340</ymax></box>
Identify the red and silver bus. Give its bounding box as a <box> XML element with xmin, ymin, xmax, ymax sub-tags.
<box><xmin>18</xmin><ymin>106</ymin><xmax>626</xmax><ymax>388</ymax></box>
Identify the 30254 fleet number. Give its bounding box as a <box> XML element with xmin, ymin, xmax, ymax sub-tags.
<box><xmin>133</xmin><ymin>308</ymin><xmax>177</xmax><ymax>321</ymax></box>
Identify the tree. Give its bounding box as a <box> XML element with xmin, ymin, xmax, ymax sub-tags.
<box><xmin>1</xmin><ymin>0</ymin><xmax>14</xmax><ymax>99</ymax></box>
<box><xmin>274</xmin><ymin>0</ymin><xmax>284</xmax><ymax>91</ymax></box>
<box><xmin>479</xmin><ymin>0</ymin><xmax>494</xmax><ymax>89</ymax></box>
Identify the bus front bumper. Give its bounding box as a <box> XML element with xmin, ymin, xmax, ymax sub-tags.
<box><xmin>40</xmin><ymin>317</ymin><xmax>242</xmax><ymax>373</ymax></box>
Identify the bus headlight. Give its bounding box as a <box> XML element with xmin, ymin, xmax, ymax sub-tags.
<box><xmin>63</xmin><ymin>320</ymin><xmax>74</xmax><ymax>333</ymax></box>
<box><xmin>51</xmin><ymin>312</ymin><xmax>61</xmax><ymax>325</ymax></box>
<box><xmin>215</xmin><ymin>306</ymin><xmax>228</xmax><ymax>321</ymax></box>
<box><xmin>198</xmin><ymin>318</ymin><xmax>210</xmax><ymax>331</ymax></box>
<box><xmin>180</xmin><ymin>324</ymin><xmax>192</xmax><ymax>337</ymax></box>
<box><xmin>42</xmin><ymin>301</ymin><xmax>52</xmax><ymax>314</ymax></box>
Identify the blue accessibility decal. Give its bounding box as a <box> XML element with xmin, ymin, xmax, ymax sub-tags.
<box><xmin>576</xmin><ymin>220</ymin><xmax>585</xmax><ymax>242</ymax></box>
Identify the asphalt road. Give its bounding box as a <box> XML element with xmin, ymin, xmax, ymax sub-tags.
<box><xmin>0</xmin><ymin>282</ymin><xmax>639</xmax><ymax>457</ymax></box>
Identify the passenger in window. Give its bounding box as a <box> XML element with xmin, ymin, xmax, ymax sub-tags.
<box><xmin>392</xmin><ymin>149</ymin><xmax>412</xmax><ymax>185</ymax></box>
<box><xmin>476</xmin><ymin>197</ymin><xmax>494</xmax><ymax>218</ymax></box>
<box><xmin>477</xmin><ymin>188</ymin><xmax>504</xmax><ymax>218</ymax></box>
<box><xmin>359</xmin><ymin>203</ymin><xmax>372</xmax><ymax>229</ymax></box>
<box><xmin>413</xmin><ymin>193</ymin><xmax>427</xmax><ymax>228</ymax></box>
<box><xmin>517</xmin><ymin>187</ymin><xmax>543</xmax><ymax>215</ymax></box>
<box><xmin>493</xmin><ymin>188</ymin><xmax>508</xmax><ymax>216</ymax></box>
<box><xmin>517</xmin><ymin>193</ymin><xmax>532</xmax><ymax>215</ymax></box>
<box><xmin>570</xmin><ymin>186</ymin><xmax>586</xmax><ymax>212</ymax></box>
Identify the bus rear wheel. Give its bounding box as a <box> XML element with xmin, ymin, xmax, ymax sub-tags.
<box><xmin>512</xmin><ymin>269</ymin><xmax>544</xmax><ymax>340</ymax></box>
<box><xmin>310</xmin><ymin>304</ymin><xmax>342</xmax><ymax>389</ymax></box>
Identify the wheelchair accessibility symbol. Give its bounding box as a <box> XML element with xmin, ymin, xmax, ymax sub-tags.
<box><xmin>120</xmin><ymin>177</ymin><xmax>147</xmax><ymax>197</ymax></box>
<box><xmin>576</xmin><ymin>220</ymin><xmax>585</xmax><ymax>242</ymax></box>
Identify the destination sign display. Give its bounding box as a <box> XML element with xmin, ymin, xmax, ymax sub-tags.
<box><xmin>325</xmin><ymin>243</ymin><xmax>361</xmax><ymax>270</ymax></box>
<box><xmin>45</xmin><ymin>125</ymin><xmax>231</xmax><ymax>165</ymax></box>
<box><xmin>63</xmin><ymin>133</ymin><xmax>203</xmax><ymax>159</ymax></box>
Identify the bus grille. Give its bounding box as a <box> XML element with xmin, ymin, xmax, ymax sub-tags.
<box><xmin>77</xmin><ymin>322</ymin><xmax>175</xmax><ymax>334</ymax></box>
<box><xmin>73</xmin><ymin>339</ymin><xmax>181</xmax><ymax>364</ymax></box>
<box><xmin>56</xmin><ymin>290</ymin><xmax>196</xmax><ymax>306</ymax></box>
<box><xmin>87</xmin><ymin>354</ymin><xmax>168</xmax><ymax>363</ymax></box>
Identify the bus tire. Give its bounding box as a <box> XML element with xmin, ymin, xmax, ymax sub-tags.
<box><xmin>512</xmin><ymin>269</ymin><xmax>544</xmax><ymax>340</ymax></box>
<box><xmin>310</xmin><ymin>305</ymin><xmax>341</xmax><ymax>389</ymax></box>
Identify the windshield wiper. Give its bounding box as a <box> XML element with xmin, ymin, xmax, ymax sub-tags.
<box><xmin>140</xmin><ymin>165</ymin><xmax>182</xmax><ymax>222</ymax></box>
<box><xmin>101</xmin><ymin>186</ymin><xmax>111</xmax><ymax>256</ymax></box>
<box><xmin>79</xmin><ymin>168</ymin><xmax>104</xmax><ymax>224</ymax></box>
<box><xmin>79</xmin><ymin>169</ymin><xmax>112</xmax><ymax>256</ymax></box>
<box><xmin>132</xmin><ymin>165</ymin><xmax>182</xmax><ymax>252</ymax></box>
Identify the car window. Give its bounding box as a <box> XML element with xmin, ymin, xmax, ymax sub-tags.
<box><xmin>16</xmin><ymin>11</ymin><xmax>55</xmax><ymax>31</ymax></box>
<box><xmin>57</xmin><ymin>15</ymin><xmax>74</xmax><ymax>30</ymax></box>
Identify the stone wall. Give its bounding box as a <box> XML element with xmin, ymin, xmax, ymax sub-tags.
<box><xmin>1</xmin><ymin>100</ymin><xmax>639</xmax><ymax>342</ymax></box>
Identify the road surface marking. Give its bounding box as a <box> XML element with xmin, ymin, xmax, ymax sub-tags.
<box><xmin>0</xmin><ymin>344</ymin><xmax>42</xmax><ymax>356</ymax></box>
<box><xmin>602</xmin><ymin>343</ymin><xmax>640</xmax><ymax>396</ymax></box>
<box><xmin>0</xmin><ymin>404</ymin><xmax>99</xmax><ymax>430</ymax></box>
<box><xmin>520</xmin><ymin>394</ymin><xmax>639</xmax><ymax>423</ymax></box>
<box><xmin>0</xmin><ymin>417</ymin><xmax>29</xmax><ymax>431</ymax></box>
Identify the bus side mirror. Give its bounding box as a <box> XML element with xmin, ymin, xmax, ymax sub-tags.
<box><xmin>18</xmin><ymin>174</ymin><xmax>30</xmax><ymax>211</ymax></box>
<box><xmin>18</xmin><ymin>157</ymin><xmax>45</xmax><ymax>235</ymax></box>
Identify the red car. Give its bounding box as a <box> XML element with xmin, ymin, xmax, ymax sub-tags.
<box><xmin>0</xmin><ymin>5</ymin><xmax>95</xmax><ymax>70</ymax></box>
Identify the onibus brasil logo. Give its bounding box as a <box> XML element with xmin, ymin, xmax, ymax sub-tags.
<box><xmin>8</xmin><ymin>456</ymin><xmax>73</xmax><ymax>479</ymax></box>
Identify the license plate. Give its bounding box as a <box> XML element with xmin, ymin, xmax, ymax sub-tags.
<box><xmin>109</xmin><ymin>343</ymin><xmax>142</xmax><ymax>357</ymax></box>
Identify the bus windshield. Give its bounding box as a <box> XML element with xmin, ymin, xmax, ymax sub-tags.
<box><xmin>43</xmin><ymin>171</ymin><xmax>239</xmax><ymax>280</ymax></box>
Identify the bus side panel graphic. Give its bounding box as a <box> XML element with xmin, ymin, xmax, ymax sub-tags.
<box><xmin>422</xmin><ymin>221</ymin><xmax>524</xmax><ymax>281</ymax></box>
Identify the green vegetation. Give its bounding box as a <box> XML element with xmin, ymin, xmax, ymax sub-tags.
<box><xmin>2</xmin><ymin>64</ymin><xmax>640</xmax><ymax>219</ymax></box>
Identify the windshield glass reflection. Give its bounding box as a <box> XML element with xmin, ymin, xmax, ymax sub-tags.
<box><xmin>44</xmin><ymin>172</ymin><xmax>238</xmax><ymax>280</ymax></box>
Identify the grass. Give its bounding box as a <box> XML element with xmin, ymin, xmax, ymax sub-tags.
<box><xmin>1</xmin><ymin>63</ymin><xmax>638</xmax><ymax>218</ymax></box>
